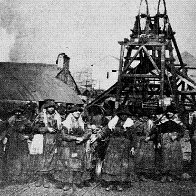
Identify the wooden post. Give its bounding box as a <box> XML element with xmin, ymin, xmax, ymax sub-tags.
<box><xmin>170</xmin><ymin>64</ymin><xmax>179</xmax><ymax>107</ymax></box>
<box><xmin>152</xmin><ymin>48</ymin><xmax>156</xmax><ymax>62</ymax></box>
<box><xmin>160</xmin><ymin>45</ymin><xmax>165</xmax><ymax>106</ymax></box>
<box><xmin>169</xmin><ymin>24</ymin><xmax>185</xmax><ymax>70</ymax></box>
<box><xmin>116</xmin><ymin>44</ymin><xmax>125</xmax><ymax>108</ymax></box>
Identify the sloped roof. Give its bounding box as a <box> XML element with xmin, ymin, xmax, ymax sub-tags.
<box><xmin>56</xmin><ymin>68</ymin><xmax>81</xmax><ymax>94</ymax></box>
<box><xmin>0</xmin><ymin>62</ymin><xmax>83</xmax><ymax>104</ymax></box>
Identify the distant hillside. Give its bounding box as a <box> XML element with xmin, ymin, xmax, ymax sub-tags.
<box><xmin>175</xmin><ymin>51</ymin><xmax>196</xmax><ymax>67</ymax></box>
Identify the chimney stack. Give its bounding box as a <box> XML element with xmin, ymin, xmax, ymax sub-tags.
<box><xmin>56</xmin><ymin>53</ymin><xmax>70</xmax><ymax>72</ymax></box>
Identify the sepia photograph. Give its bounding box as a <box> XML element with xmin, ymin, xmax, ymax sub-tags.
<box><xmin>0</xmin><ymin>0</ymin><xmax>195</xmax><ymax>195</ymax></box>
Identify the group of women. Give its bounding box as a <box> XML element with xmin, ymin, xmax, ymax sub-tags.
<box><xmin>0</xmin><ymin>100</ymin><xmax>189</xmax><ymax>195</ymax></box>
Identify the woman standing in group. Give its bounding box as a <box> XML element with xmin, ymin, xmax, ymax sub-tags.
<box><xmin>147</xmin><ymin>105</ymin><xmax>185</xmax><ymax>182</ymax></box>
<box><xmin>33</xmin><ymin>99</ymin><xmax>62</xmax><ymax>188</ymax></box>
<box><xmin>98</xmin><ymin>106</ymin><xmax>136</xmax><ymax>191</ymax></box>
<box><xmin>6</xmin><ymin>107</ymin><xmax>32</xmax><ymax>183</ymax></box>
<box><xmin>56</xmin><ymin>105</ymin><xmax>91</xmax><ymax>195</ymax></box>
<box><xmin>134</xmin><ymin>110</ymin><xmax>155</xmax><ymax>181</ymax></box>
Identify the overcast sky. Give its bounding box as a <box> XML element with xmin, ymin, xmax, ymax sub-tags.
<box><xmin>0</xmin><ymin>0</ymin><xmax>195</xmax><ymax>72</ymax></box>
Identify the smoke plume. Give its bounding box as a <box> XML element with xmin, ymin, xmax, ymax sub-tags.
<box><xmin>0</xmin><ymin>0</ymin><xmax>72</xmax><ymax>64</ymax></box>
<box><xmin>2</xmin><ymin>0</ymin><xmax>195</xmax><ymax>71</ymax></box>
<box><xmin>0</xmin><ymin>0</ymin><xmax>137</xmax><ymax>70</ymax></box>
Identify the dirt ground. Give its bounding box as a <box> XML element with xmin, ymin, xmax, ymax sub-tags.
<box><xmin>0</xmin><ymin>180</ymin><xmax>195</xmax><ymax>196</ymax></box>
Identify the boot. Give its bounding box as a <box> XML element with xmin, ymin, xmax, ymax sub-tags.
<box><xmin>35</xmin><ymin>176</ymin><xmax>43</xmax><ymax>187</ymax></box>
<box><xmin>63</xmin><ymin>183</ymin><xmax>71</xmax><ymax>191</ymax></box>
<box><xmin>66</xmin><ymin>186</ymin><xmax>74</xmax><ymax>196</ymax></box>
<box><xmin>105</xmin><ymin>184</ymin><xmax>113</xmax><ymax>191</ymax></box>
<box><xmin>139</xmin><ymin>175</ymin><xmax>148</xmax><ymax>182</ymax></box>
<box><xmin>43</xmin><ymin>177</ymin><xmax>50</xmax><ymax>188</ymax></box>
<box><xmin>167</xmin><ymin>176</ymin><xmax>173</xmax><ymax>182</ymax></box>
<box><xmin>160</xmin><ymin>176</ymin><xmax>167</xmax><ymax>183</ymax></box>
<box><xmin>54</xmin><ymin>181</ymin><xmax>64</xmax><ymax>189</ymax></box>
<box><xmin>82</xmin><ymin>180</ymin><xmax>91</xmax><ymax>187</ymax></box>
<box><xmin>116</xmin><ymin>185</ymin><xmax>123</xmax><ymax>191</ymax></box>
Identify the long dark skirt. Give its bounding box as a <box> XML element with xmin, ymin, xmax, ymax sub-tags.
<box><xmin>38</xmin><ymin>133</ymin><xmax>57</xmax><ymax>173</ymax></box>
<box><xmin>160</xmin><ymin>132</ymin><xmax>183</xmax><ymax>176</ymax></box>
<box><xmin>55</xmin><ymin>140</ymin><xmax>90</xmax><ymax>184</ymax></box>
<box><xmin>0</xmin><ymin>142</ymin><xmax>5</xmax><ymax>182</ymax></box>
<box><xmin>191</xmin><ymin>134</ymin><xmax>196</xmax><ymax>181</ymax></box>
<box><xmin>135</xmin><ymin>136</ymin><xmax>155</xmax><ymax>174</ymax></box>
<box><xmin>102</xmin><ymin>137</ymin><xmax>135</xmax><ymax>182</ymax></box>
<box><xmin>6</xmin><ymin>132</ymin><xmax>30</xmax><ymax>182</ymax></box>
